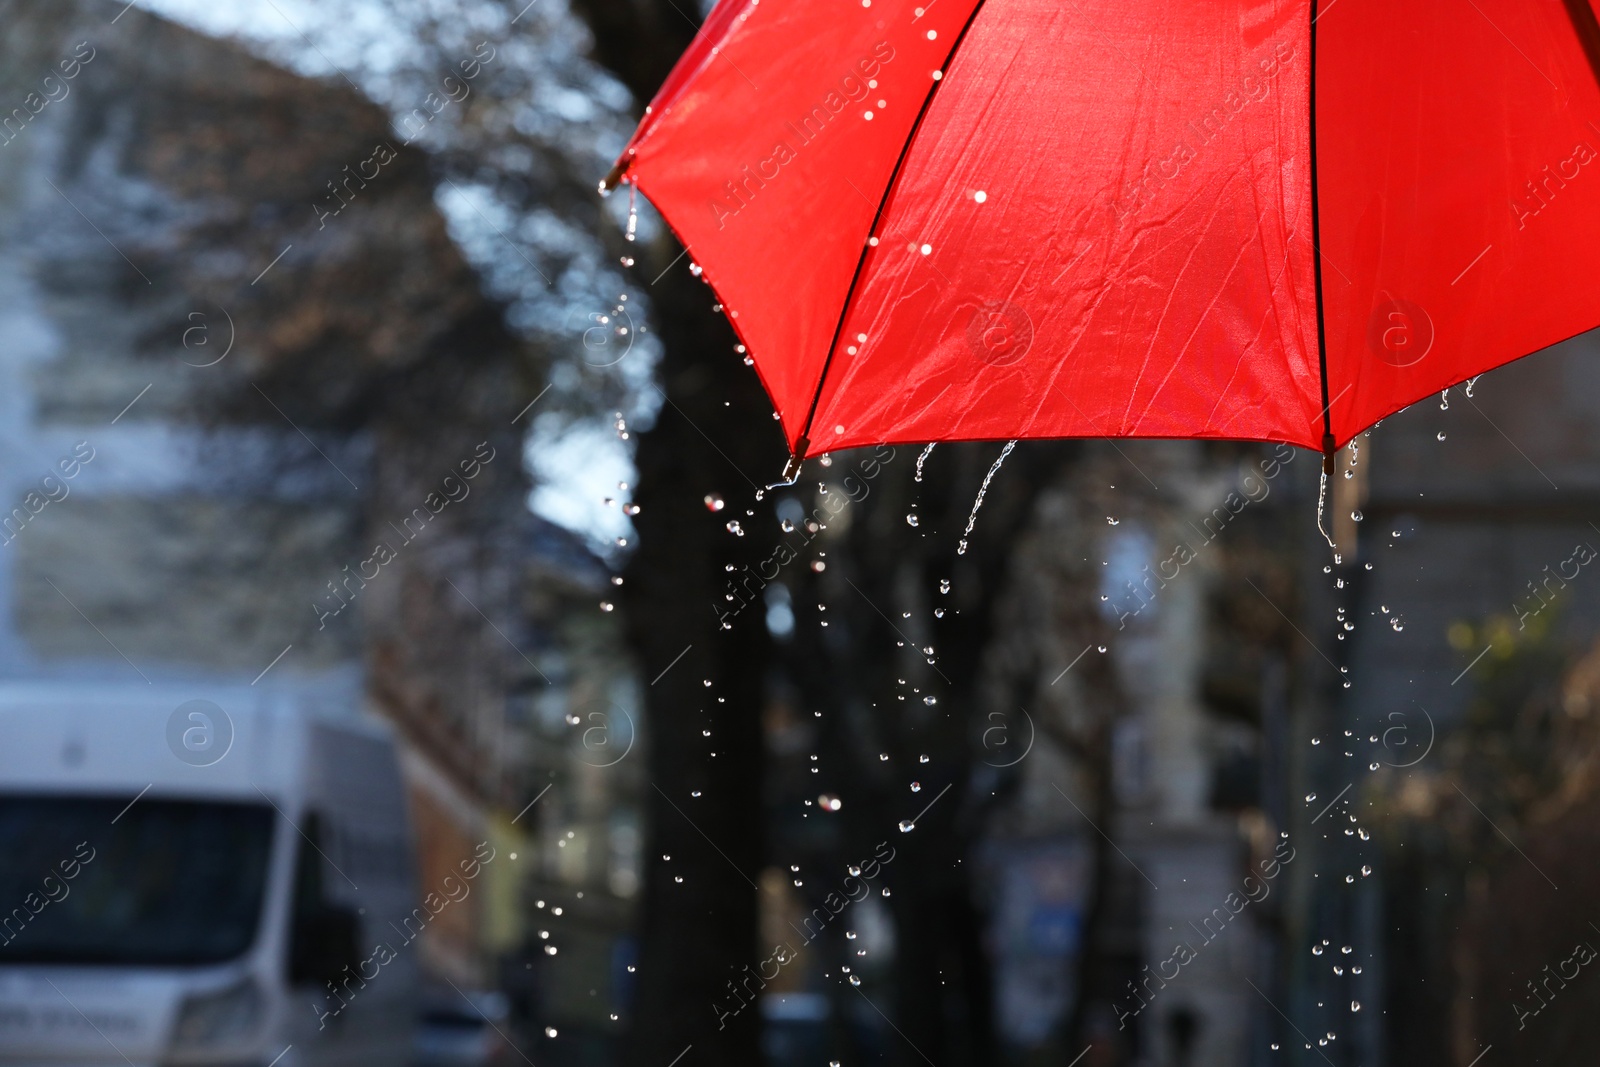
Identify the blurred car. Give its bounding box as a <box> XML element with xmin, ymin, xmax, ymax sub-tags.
<box><xmin>413</xmin><ymin>989</ymin><xmax>512</xmax><ymax>1067</ymax></box>
<box><xmin>0</xmin><ymin>682</ymin><xmax>418</xmax><ymax>1066</ymax></box>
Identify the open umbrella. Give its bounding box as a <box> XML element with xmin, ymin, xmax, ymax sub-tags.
<box><xmin>601</xmin><ymin>0</ymin><xmax>1600</xmax><ymax>479</ymax></box>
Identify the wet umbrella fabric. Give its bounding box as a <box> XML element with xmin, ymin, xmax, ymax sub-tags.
<box><xmin>604</xmin><ymin>0</ymin><xmax>1600</xmax><ymax>469</ymax></box>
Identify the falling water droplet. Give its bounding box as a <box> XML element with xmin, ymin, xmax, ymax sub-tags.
<box><xmin>906</xmin><ymin>512</ymin><xmax>920</xmax><ymax>527</ymax></box>
<box><xmin>1436</xmin><ymin>431</ymin><xmax>1446</xmax><ymax>441</ymax></box>
<box><xmin>1350</xmin><ymin>510</ymin><xmax>1363</xmax><ymax>522</ymax></box>
<box><xmin>922</xmin><ymin>695</ymin><xmax>936</xmax><ymax>705</ymax></box>
<box><xmin>898</xmin><ymin>820</ymin><xmax>916</xmax><ymax>832</ymax></box>
<box><xmin>919</xmin><ymin>754</ymin><xmax>930</xmax><ymax>763</ymax></box>
<box><xmin>1351</xmin><ymin>1001</ymin><xmax>1361</xmax><ymax>1013</ymax></box>
<box><xmin>1391</xmin><ymin>618</ymin><xmax>1404</xmax><ymax>631</ymax></box>
<box><xmin>910</xmin><ymin>781</ymin><xmax>921</xmax><ymax>792</ymax></box>
<box><xmin>704</xmin><ymin>494</ymin><xmax>725</xmax><ymax>512</ymax></box>
<box><xmin>939</xmin><ymin>579</ymin><xmax>951</xmax><ymax>594</ymax></box>
<box><xmin>955</xmin><ymin>440</ymin><xmax>1017</xmax><ymax>555</ymax></box>
<box><xmin>849</xmin><ymin>975</ymin><xmax>862</xmax><ymax>986</ymax></box>
<box><xmin>781</xmin><ymin>519</ymin><xmax>795</xmax><ymax>532</ymax></box>
<box><xmin>914</xmin><ymin>442</ymin><xmax>936</xmax><ymax>482</ymax></box>
<box><xmin>726</xmin><ymin>521</ymin><xmax>744</xmax><ymax>536</ymax></box>
<box><xmin>1106</xmin><ymin>516</ymin><xmax>1119</xmax><ymax>525</ymax></box>
<box><xmin>1439</xmin><ymin>388</ymin><xmax>1449</xmax><ymax>409</ymax></box>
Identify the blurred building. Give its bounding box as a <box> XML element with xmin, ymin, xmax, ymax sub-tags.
<box><xmin>0</xmin><ymin>0</ymin><xmax>643</xmax><ymax>1040</ymax></box>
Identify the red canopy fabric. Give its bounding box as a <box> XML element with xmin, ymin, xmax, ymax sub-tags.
<box><xmin>607</xmin><ymin>0</ymin><xmax>1600</xmax><ymax>462</ymax></box>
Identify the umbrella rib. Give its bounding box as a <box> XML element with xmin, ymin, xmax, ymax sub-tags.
<box><xmin>1307</xmin><ymin>0</ymin><xmax>1334</xmax><ymax>467</ymax></box>
<box><xmin>795</xmin><ymin>0</ymin><xmax>994</xmax><ymax>458</ymax></box>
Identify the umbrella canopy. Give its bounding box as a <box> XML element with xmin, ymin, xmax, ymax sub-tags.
<box><xmin>603</xmin><ymin>0</ymin><xmax>1600</xmax><ymax>472</ymax></box>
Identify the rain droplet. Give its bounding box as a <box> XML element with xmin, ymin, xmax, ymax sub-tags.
<box><xmin>819</xmin><ymin>794</ymin><xmax>842</xmax><ymax>812</ymax></box>
<box><xmin>910</xmin><ymin>781</ymin><xmax>921</xmax><ymax>792</ymax></box>
<box><xmin>781</xmin><ymin>519</ymin><xmax>795</xmax><ymax>532</ymax></box>
<box><xmin>1106</xmin><ymin>516</ymin><xmax>1119</xmax><ymax>525</ymax></box>
<box><xmin>1351</xmin><ymin>1001</ymin><xmax>1361</xmax><ymax>1013</ymax></box>
<box><xmin>849</xmin><ymin>975</ymin><xmax>862</xmax><ymax>986</ymax></box>
<box><xmin>704</xmin><ymin>494</ymin><xmax>725</xmax><ymax>512</ymax></box>
<box><xmin>1312</xmin><ymin>945</ymin><xmax>1323</xmax><ymax>956</ymax></box>
<box><xmin>1436</xmin><ymin>431</ymin><xmax>1447</xmax><ymax>441</ymax></box>
<box><xmin>939</xmin><ymin>579</ymin><xmax>951</xmax><ymax>594</ymax></box>
<box><xmin>1350</xmin><ymin>510</ymin><xmax>1363</xmax><ymax>522</ymax></box>
<box><xmin>955</xmin><ymin>440</ymin><xmax>1016</xmax><ymax>555</ymax></box>
<box><xmin>923</xmin><ymin>695</ymin><xmax>936</xmax><ymax>705</ymax></box>
<box><xmin>1390</xmin><ymin>618</ymin><xmax>1404</xmax><ymax>631</ymax></box>
<box><xmin>906</xmin><ymin>512</ymin><xmax>920</xmax><ymax>527</ymax></box>
<box><xmin>919</xmin><ymin>754</ymin><xmax>930</xmax><ymax>763</ymax></box>
<box><xmin>898</xmin><ymin>820</ymin><xmax>916</xmax><ymax>832</ymax></box>
<box><xmin>599</xmin><ymin>601</ymin><xmax>614</xmax><ymax>612</ymax></box>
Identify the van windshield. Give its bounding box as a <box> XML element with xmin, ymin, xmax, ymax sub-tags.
<box><xmin>0</xmin><ymin>795</ymin><xmax>274</xmax><ymax>965</ymax></box>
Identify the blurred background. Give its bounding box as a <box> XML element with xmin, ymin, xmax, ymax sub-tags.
<box><xmin>2</xmin><ymin>2</ymin><xmax>1600</xmax><ymax>1065</ymax></box>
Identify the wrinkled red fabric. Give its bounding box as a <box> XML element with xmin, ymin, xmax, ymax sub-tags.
<box><xmin>614</xmin><ymin>0</ymin><xmax>1600</xmax><ymax>457</ymax></box>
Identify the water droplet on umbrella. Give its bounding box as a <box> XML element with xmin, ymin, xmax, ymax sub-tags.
<box><xmin>914</xmin><ymin>442</ymin><xmax>936</xmax><ymax>482</ymax></box>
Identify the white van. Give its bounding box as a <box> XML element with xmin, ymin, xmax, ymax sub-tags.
<box><xmin>0</xmin><ymin>681</ymin><xmax>419</xmax><ymax>1066</ymax></box>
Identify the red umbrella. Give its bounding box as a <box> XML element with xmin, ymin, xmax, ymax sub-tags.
<box><xmin>602</xmin><ymin>0</ymin><xmax>1600</xmax><ymax>479</ymax></box>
